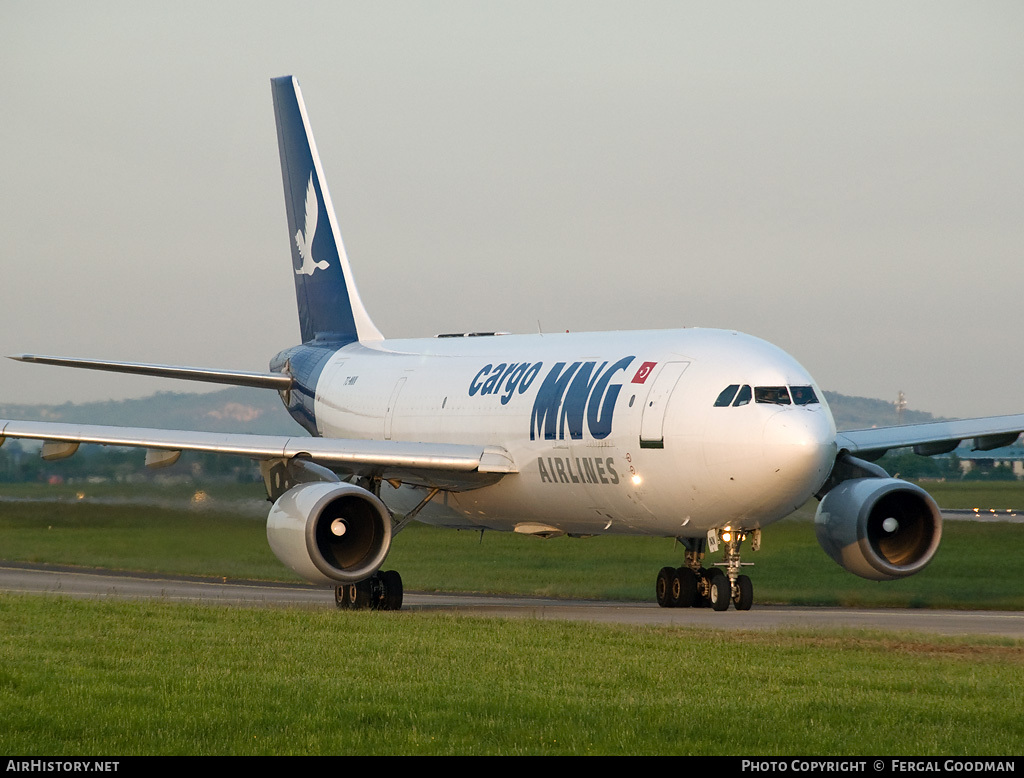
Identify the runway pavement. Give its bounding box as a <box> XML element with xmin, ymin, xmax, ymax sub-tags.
<box><xmin>2</xmin><ymin>561</ymin><xmax>1022</xmax><ymax>639</ymax></box>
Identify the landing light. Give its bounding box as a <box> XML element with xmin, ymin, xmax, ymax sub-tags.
<box><xmin>631</xmin><ymin>474</ymin><xmax>643</xmax><ymax>486</ymax></box>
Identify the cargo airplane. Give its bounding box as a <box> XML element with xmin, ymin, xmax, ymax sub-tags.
<box><xmin>4</xmin><ymin>77</ymin><xmax>1023</xmax><ymax>611</ymax></box>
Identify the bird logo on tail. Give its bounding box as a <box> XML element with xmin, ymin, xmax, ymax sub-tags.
<box><xmin>294</xmin><ymin>174</ymin><xmax>329</xmax><ymax>275</ymax></box>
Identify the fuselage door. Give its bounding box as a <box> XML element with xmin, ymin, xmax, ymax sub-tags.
<box><xmin>384</xmin><ymin>376</ymin><xmax>407</xmax><ymax>440</ymax></box>
<box><xmin>639</xmin><ymin>361</ymin><xmax>690</xmax><ymax>448</ymax></box>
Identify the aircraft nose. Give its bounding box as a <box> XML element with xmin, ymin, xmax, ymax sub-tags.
<box><xmin>762</xmin><ymin>408</ymin><xmax>835</xmax><ymax>492</ymax></box>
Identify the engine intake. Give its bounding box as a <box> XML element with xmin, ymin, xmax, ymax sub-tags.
<box><xmin>267</xmin><ymin>481</ymin><xmax>392</xmax><ymax>585</ymax></box>
<box><xmin>815</xmin><ymin>477</ymin><xmax>942</xmax><ymax>581</ymax></box>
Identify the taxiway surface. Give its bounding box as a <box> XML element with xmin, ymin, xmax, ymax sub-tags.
<box><xmin>2</xmin><ymin>562</ymin><xmax>1021</xmax><ymax>638</ymax></box>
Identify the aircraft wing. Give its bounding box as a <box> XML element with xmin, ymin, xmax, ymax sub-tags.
<box><xmin>0</xmin><ymin>419</ymin><xmax>517</xmax><ymax>491</ymax></box>
<box><xmin>836</xmin><ymin>414</ymin><xmax>1024</xmax><ymax>460</ymax></box>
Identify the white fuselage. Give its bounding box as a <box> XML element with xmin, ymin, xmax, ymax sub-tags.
<box><xmin>312</xmin><ymin>327</ymin><xmax>837</xmax><ymax>538</ymax></box>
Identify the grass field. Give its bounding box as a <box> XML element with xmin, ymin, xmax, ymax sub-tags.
<box><xmin>1</xmin><ymin>594</ymin><xmax>1022</xmax><ymax>755</ymax></box>
<box><xmin>2</xmin><ymin>480</ymin><xmax>1022</xmax><ymax>755</ymax></box>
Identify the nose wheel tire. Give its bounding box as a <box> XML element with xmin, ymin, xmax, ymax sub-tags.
<box><xmin>701</xmin><ymin>568</ymin><xmax>723</xmax><ymax>608</ymax></box>
<box><xmin>709</xmin><ymin>575</ymin><xmax>732</xmax><ymax>611</ymax></box>
<box><xmin>734</xmin><ymin>574</ymin><xmax>753</xmax><ymax>611</ymax></box>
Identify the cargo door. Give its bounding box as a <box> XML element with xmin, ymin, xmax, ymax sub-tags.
<box><xmin>639</xmin><ymin>361</ymin><xmax>690</xmax><ymax>448</ymax></box>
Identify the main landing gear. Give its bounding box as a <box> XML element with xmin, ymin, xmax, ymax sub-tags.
<box><xmin>332</xmin><ymin>480</ymin><xmax>440</xmax><ymax>612</ymax></box>
<box><xmin>335</xmin><ymin>569</ymin><xmax>404</xmax><ymax>611</ymax></box>
<box><xmin>655</xmin><ymin>528</ymin><xmax>758</xmax><ymax>611</ymax></box>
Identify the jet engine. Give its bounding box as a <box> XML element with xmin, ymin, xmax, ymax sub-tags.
<box><xmin>266</xmin><ymin>481</ymin><xmax>393</xmax><ymax>585</ymax></box>
<box><xmin>814</xmin><ymin>477</ymin><xmax>942</xmax><ymax>581</ymax></box>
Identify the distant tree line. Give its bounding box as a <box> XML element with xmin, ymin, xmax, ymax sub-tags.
<box><xmin>0</xmin><ymin>442</ymin><xmax>260</xmax><ymax>485</ymax></box>
<box><xmin>868</xmin><ymin>450</ymin><xmax>1021</xmax><ymax>481</ymax></box>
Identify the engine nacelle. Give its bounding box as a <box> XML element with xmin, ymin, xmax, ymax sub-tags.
<box><xmin>815</xmin><ymin>477</ymin><xmax>942</xmax><ymax>581</ymax></box>
<box><xmin>266</xmin><ymin>481</ymin><xmax>392</xmax><ymax>585</ymax></box>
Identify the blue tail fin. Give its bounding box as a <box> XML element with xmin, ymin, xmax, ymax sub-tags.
<box><xmin>271</xmin><ymin>76</ymin><xmax>383</xmax><ymax>345</ymax></box>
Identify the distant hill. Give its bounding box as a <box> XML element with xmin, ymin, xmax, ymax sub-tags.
<box><xmin>823</xmin><ymin>391</ymin><xmax>939</xmax><ymax>431</ymax></box>
<box><xmin>0</xmin><ymin>386</ymin><xmax>934</xmax><ymax>434</ymax></box>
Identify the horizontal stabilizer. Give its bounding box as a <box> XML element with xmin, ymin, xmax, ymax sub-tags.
<box><xmin>9</xmin><ymin>354</ymin><xmax>293</xmax><ymax>391</ymax></box>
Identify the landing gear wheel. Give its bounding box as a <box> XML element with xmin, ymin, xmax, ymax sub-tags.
<box><xmin>334</xmin><ymin>585</ymin><xmax>351</xmax><ymax>610</ymax></box>
<box><xmin>379</xmin><ymin>570</ymin><xmax>404</xmax><ymax>611</ymax></box>
<box><xmin>349</xmin><ymin>579</ymin><xmax>374</xmax><ymax>610</ymax></box>
<box><xmin>710</xmin><ymin>575</ymin><xmax>732</xmax><ymax>612</ymax></box>
<box><xmin>656</xmin><ymin>567</ymin><xmax>675</xmax><ymax>608</ymax></box>
<box><xmin>336</xmin><ymin>572</ymin><xmax>404</xmax><ymax>612</ymax></box>
<box><xmin>671</xmin><ymin>567</ymin><xmax>697</xmax><ymax>608</ymax></box>
<box><xmin>699</xmin><ymin>568</ymin><xmax>722</xmax><ymax>608</ymax></box>
<box><xmin>734</xmin><ymin>574</ymin><xmax>753</xmax><ymax>611</ymax></box>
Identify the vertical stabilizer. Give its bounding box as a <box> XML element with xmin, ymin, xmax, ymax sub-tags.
<box><xmin>271</xmin><ymin>76</ymin><xmax>383</xmax><ymax>344</ymax></box>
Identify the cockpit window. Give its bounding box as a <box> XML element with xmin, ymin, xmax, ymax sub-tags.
<box><xmin>714</xmin><ymin>385</ymin><xmax>740</xmax><ymax>407</ymax></box>
<box><xmin>716</xmin><ymin>383</ymin><xmax>818</xmax><ymax>408</ymax></box>
<box><xmin>754</xmin><ymin>386</ymin><xmax>791</xmax><ymax>405</ymax></box>
<box><xmin>790</xmin><ymin>385</ymin><xmax>819</xmax><ymax>405</ymax></box>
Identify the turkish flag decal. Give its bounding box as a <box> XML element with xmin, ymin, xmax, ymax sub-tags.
<box><xmin>632</xmin><ymin>361</ymin><xmax>657</xmax><ymax>384</ymax></box>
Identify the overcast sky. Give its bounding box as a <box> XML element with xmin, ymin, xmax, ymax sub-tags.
<box><xmin>2</xmin><ymin>2</ymin><xmax>1022</xmax><ymax>419</ymax></box>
